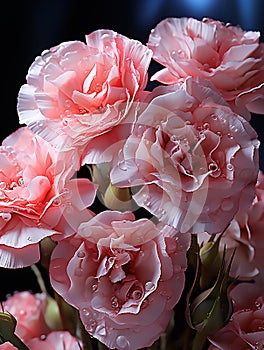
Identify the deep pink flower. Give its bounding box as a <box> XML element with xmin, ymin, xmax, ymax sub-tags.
<box><xmin>49</xmin><ymin>210</ymin><xmax>190</xmax><ymax>350</ymax></box>
<box><xmin>208</xmin><ymin>281</ymin><xmax>264</xmax><ymax>349</ymax></box>
<box><xmin>17</xmin><ymin>30</ymin><xmax>152</xmax><ymax>155</ymax></box>
<box><xmin>27</xmin><ymin>331</ymin><xmax>83</xmax><ymax>350</ymax></box>
<box><xmin>147</xmin><ymin>17</ymin><xmax>264</xmax><ymax>120</ymax></box>
<box><xmin>1</xmin><ymin>291</ymin><xmax>50</xmax><ymax>344</ymax></box>
<box><xmin>110</xmin><ymin>77</ymin><xmax>259</xmax><ymax>234</ymax></box>
<box><xmin>0</xmin><ymin>127</ymin><xmax>97</xmax><ymax>268</ymax></box>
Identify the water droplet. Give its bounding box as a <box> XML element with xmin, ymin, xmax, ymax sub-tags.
<box><xmin>254</xmin><ymin>342</ymin><xmax>264</xmax><ymax>350</ymax></box>
<box><xmin>91</xmin><ymin>283</ymin><xmax>98</xmax><ymax>292</ymax></box>
<box><xmin>211</xmin><ymin>114</ymin><xmax>218</xmax><ymax>120</ymax></box>
<box><xmin>203</xmin><ymin>122</ymin><xmax>210</xmax><ymax>130</ymax></box>
<box><xmin>116</xmin><ymin>335</ymin><xmax>130</xmax><ymax>349</ymax></box>
<box><xmin>221</xmin><ymin>199</ymin><xmax>233</xmax><ymax>211</ymax></box>
<box><xmin>170</xmin><ymin>135</ymin><xmax>178</xmax><ymax>142</ymax></box>
<box><xmin>209</xmin><ymin>162</ymin><xmax>218</xmax><ymax>172</ymax></box>
<box><xmin>52</xmin><ymin>197</ymin><xmax>62</xmax><ymax>206</ymax></box>
<box><xmin>145</xmin><ymin>281</ymin><xmax>155</xmax><ymax>292</ymax></box>
<box><xmin>177</xmin><ymin>49</ymin><xmax>185</xmax><ymax>58</ymax></box>
<box><xmin>254</xmin><ymin>300</ymin><xmax>262</xmax><ymax>310</ymax></box>
<box><xmin>131</xmin><ymin>289</ymin><xmax>142</xmax><ymax>300</ymax></box>
<box><xmin>40</xmin><ymin>334</ymin><xmax>47</xmax><ymax>341</ymax></box>
<box><xmin>17</xmin><ymin>177</ymin><xmax>24</xmax><ymax>186</ymax></box>
<box><xmin>77</xmin><ymin>251</ymin><xmax>86</xmax><ymax>259</ymax></box>
<box><xmin>226</xmin><ymin>163</ymin><xmax>234</xmax><ymax>171</ymax></box>
<box><xmin>9</xmin><ymin>181</ymin><xmax>18</xmax><ymax>190</ymax></box>
<box><xmin>82</xmin><ymin>308</ymin><xmax>91</xmax><ymax>317</ymax></box>
<box><xmin>227</xmin><ymin>133</ymin><xmax>233</xmax><ymax>139</ymax></box>
<box><xmin>65</xmin><ymin>99</ymin><xmax>72</xmax><ymax>108</ymax></box>
<box><xmin>97</xmin><ymin>324</ymin><xmax>106</xmax><ymax>336</ymax></box>
<box><xmin>111</xmin><ymin>296</ymin><xmax>119</xmax><ymax>309</ymax></box>
<box><xmin>94</xmin><ymin>83</ymin><xmax>102</xmax><ymax>92</ymax></box>
<box><xmin>74</xmin><ymin>267</ymin><xmax>83</xmax><ymax>277</ymax></box>
<box><xmin>86</xmin><ymin>318</ymin><xmax>97</xmax><ymax>333</ymax></box>
<box><xmin>0</xmin><ymin>181</ymin><xmax>7</xmax><ymax>189</ymax></box>
<box><xmin>118</xmin><ymin>160</ymin><xmax>127</xmax><ymax>171</ymax></box>
<box><xmin>1</xmin><ymin>213</ymin><xmax>12</xmax><ymax>221</ymax></box>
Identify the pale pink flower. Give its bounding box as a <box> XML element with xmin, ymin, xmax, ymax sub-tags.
<box><xmin>17</xmin><ymin>30</ymin><xmax>152</xmax><ymax>155</ymax></box>
<box><xmin>27</xmin><ymin>331</ymin><xmax>83</xmax><ymax>350</ymax></box>
<box><xmin>1</xmin><ymin>291</ymin><xmax>50</xmax><ymax>344</ymax></box>
<box><xmin>0</xmin><ymin>127</ymin><xmax>97</xmax><ymax>268</ymax></box>
<box><xmin>147</xmin><ymin>17</ymin><xmax>264</xmax><ymax>120</ymax></box>
<box><xmin>110</xmin><ymin>77</ymin><xmax>259</xmax><ymax>234</ymax></box>
<box><xmin>208</xmin><ymin>281</ymin><xmax>264</xmax><ymax>350</ymax></box>
<box><xmin>49</xmin><ymin>210</ymin><xmax>190</xmax><ymax>350</ymax></box>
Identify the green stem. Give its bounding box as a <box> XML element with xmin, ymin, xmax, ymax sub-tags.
<box><xmin>78</xmin><ymin>318</ymin><xmax>94</xmax><ymax>350</ymax></box>
<box><xmin>8</xmin><ymin>334</ymin><xmax>30</xmax><ymax>350</ymax></box>
<box><xmin>54</xmin><ymin>292</ymin><xmax>78</xmax><ymax>336</ymax></box>
<box><xmin>191</xmin><ymin>331</ymin><xmax>207</xmax><ymax>350</ymax></box>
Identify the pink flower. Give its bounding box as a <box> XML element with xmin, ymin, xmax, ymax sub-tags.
<box><xmin>27</xmin><ymin>331</ymin><xmax>83</xmax><ymax>350</ymax></box>
<box><xmin>147</xmin><ymin>17</ymin><xmax>264</xmax><ymax>120</ymax></box>
<box><xmin>1</xmin><ymin>291</ymin><xmax>50</xmax><ymax>344</ymax></box>
<box><xmin>0</xmin><ymin>127</ymin><xmax>97</xmax><ymax>268</ymax></box>
<box><xmin>17</xmin><ymin>30</ymin><xmax>152</xmax><ymax>155</ymax></box>
<box><xmin>199</xmin><ymin>170</ymin><xmax>264</xmax><ymax>279</ymax></box>
<box><xmin>208</xmin><ymin>282</ymin><xmax>264</xmax><ymax>350</ymax></box>
<box><xmin>110</xmin><ymin>77</ymin><xmax>259</xmax><ymax>234</ymax></box>
<box><xmin>49</xmin><ymin>210</ymin><xmax>190</xmax><ymax>350</ymax></box>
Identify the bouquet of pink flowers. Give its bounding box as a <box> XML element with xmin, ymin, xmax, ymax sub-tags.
<box><xmin>0</xmin><ymin>16</ymin><xmax>263</xmax><ymax>350</ymax></box>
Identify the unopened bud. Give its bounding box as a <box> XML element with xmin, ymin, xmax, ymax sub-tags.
<box><xmin>0</xmin><ymin>311</ymin><xmax>17</xmax><ymax>343</ymax></box>
<box><xmin>187</xmin><ymin>247</ymin><xmax>235</xmax><ymax>336</ymax></box>
<box><xmin>103</xmin><ymin>183</ymin><xmax>132</xmax><ymax>211</ymax></box>
<box><xmin>0</xmin><ymin>311</ymin><xmax>29</xmax><ymax>349</ymax></box>
<box><xmin>199</xmin><ymin>236</ymin><xmax>222</xmax><ymax>290</ymax></box>
<box><xmin>90</xmin><ymin>163</ymin><xmax>111</xmax><ymax>193</ymax></box>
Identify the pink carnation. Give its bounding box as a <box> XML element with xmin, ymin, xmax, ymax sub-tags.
<box><xmin>199</xmin><ymin>170</ymin><xmax>264</xmax><ymax>279</ymax></box>
<box><xmin>27</xmin><ymin>331</ymin><xmax>82</xmax><ymax>350</ymax></box>
<box><xmin>208</xmin><ymin>282</ymin><xmax>264</xmax><ymax>349</ymax></box>
<box><xmin>49</xmin><ymin>210</ymin><xmax>190</xmax><ymax>350</ymax></box>
<box><xmin>17</xmin><ymin>30</ymin><xmax>152</xmax><ymax>155</ymax></box>
<box><xmin>1</xmin><ymin>291</ymin><xmax>50</xmax><ymax>344</ymax></box>
<box><xmin>110</xmin><ymin>77</ymin><xmax>259</xmax><ymax>234</ymax></box>
<box><xmin>147</xmin><ymin>17</ymin><xmax>264</xmax><ymax>120</ymax></box>
<box><xmin>0</xmin><ymin>127</ymin><xmax>97</xmax><ymax>268</ymax></box>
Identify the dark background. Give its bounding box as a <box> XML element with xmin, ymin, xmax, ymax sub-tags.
<box><xmin>1</xmin><ymin>0</ymin><xmax>263</xmax><ymax>299</ymax></box>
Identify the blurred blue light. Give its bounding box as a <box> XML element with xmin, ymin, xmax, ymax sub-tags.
<box><xmin>181</xmin><ymin>0</ymin><xmax>214</xmax><ymax>14</ymax></box>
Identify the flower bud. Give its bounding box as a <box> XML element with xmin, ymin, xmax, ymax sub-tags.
<box><xmin>186</xmin><ymin>247</ymin><xmax>235</xmax><ymax>336</ymax></box>
<box><xmin>90</xmin><ymin>163</ymin><xmax>111</xmax><ymax>193</ymax></box>
<box><xmin>103</xmin><ymin>183</ymin><xmax>132</xmax><ymax>211</ymax></box>
<box><xmin>44</xmin><ymin>295</ymin><xmax>62</xmax><ymax>331</ymax></box>
<box><xmin>199</xmin><ymin>235</ymin><xmax>222</xmax><ymax>290</ymax></box>
<box><xmin>0</xmin><ymin>311</ymin><xmax>17</xmax><ymax>343</ymax></box>
<box><xmin>0</xmin><ymin>311</ymin><xmax>29</xmax><ymax>349</ymax></box>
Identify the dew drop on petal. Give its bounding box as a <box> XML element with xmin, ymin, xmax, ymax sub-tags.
<box><xmin>74</xmin><ymin>267</ymin><xmax>83</xmax><ymax>277</ymax></box>
<box><xmin>116</xmin><ymin>335</ymin><xmax>130</xmax><ymax>349</ymax></box>
<box><xmin>254</xmin><ymin>342</ymin><xmax>264</xmax><ymax>350</ymax></box>
<box><xmin>1</xmin><ymin>213</ymin><xmax>12</xmax><ymax>221</ymax></box>
<box><xmin>118</xmin><ymin>160</ymin><xmax>127</xmax><ymax>171</ymax></box>
<box><xmin>226</xmin><ymin>163</ymin><xmax>234</xmax><ymax>171</ymax></box>
<box><xmin>145</xmin><ymin>281</ymin><xmax>155</xmax><ymax>292</ymax></box>
<box><xmin>86</xmin><ymin>318</ymin><xmax>97</xmax><ymax>333</ymax></box>
<box><xmin>97</xmin><ymin>324</ymin><xmax>106</xmax><ymax>336</ymax></box>
<box><xmin>221</xmin><ymin>199</ymin><xmax>233</xmax><ymax>211</ymax></box>
<box><xmin>82</xmin><ymin>308</ymin><xmax>91</xmax><ymax>318</ymax></box>
<box><xmin>77</xmin><ymin>251</ymin><xmax>86</xmax><ymax>259</ymax></box>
